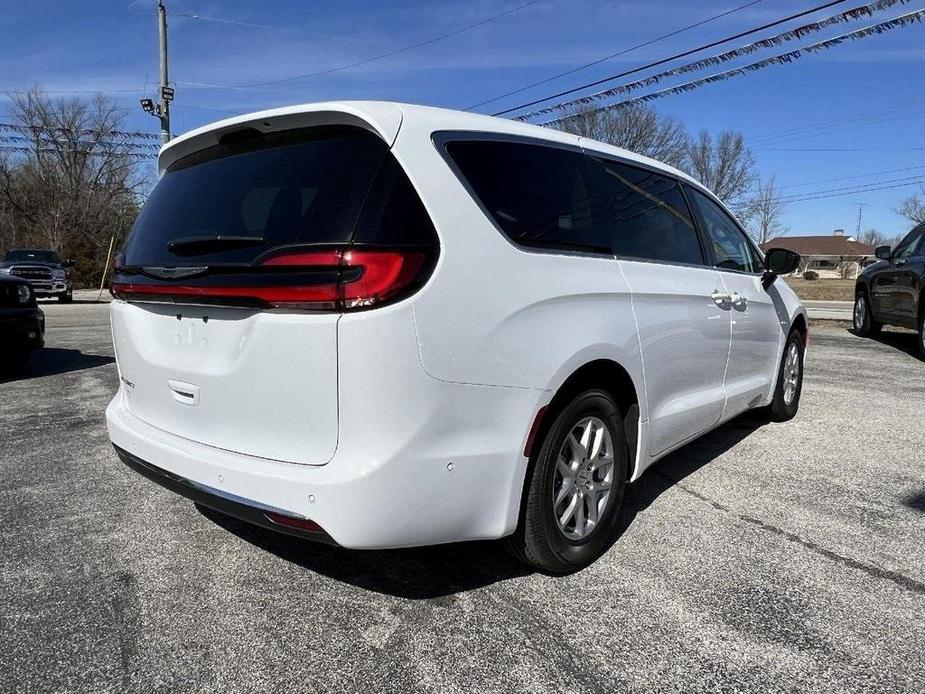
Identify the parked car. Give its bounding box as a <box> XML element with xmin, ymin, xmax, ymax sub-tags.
<box><xmin>106</xmin><ymin>102</ymin><xmax>807</xmax><ymax>572</ymax></box>
<box><xmin>0</xmin><ymin>249</ymin><xmax>74</xmax><ymax>302</ymax></box>
<box><xmin>853</xmin><ymin>222</ymin><xmax>925</xmax><ymax>357</ymax></box>
<box><xmin>0</xmin><ymin>273</ymin><xmax>45</xmax><ymax>374</ymax></box>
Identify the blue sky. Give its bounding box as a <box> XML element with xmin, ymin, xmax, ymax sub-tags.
<box><xmin>1</xmin><ymin>0</ymin><xmax>923</xmax><ymax>240</ymax></box>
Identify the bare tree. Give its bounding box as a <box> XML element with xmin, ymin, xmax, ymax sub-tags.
<box><xmin>0</xmin><ymin>88</ymin><xmax>151</xmax><ymax>284</ymax></box>
<box><xmin>743</xmin><ymin>175</ymin><xmax>786</xmax><ymax>245</ymax></box>
<box><xmin>685</xmin><ymin>130</ymin><xmax>755</xmax><ymax>205</ymax></box>
<box><xmin>895</xmin><ymin>185</ymin><xmax>925</xmax><ymax>225</ymax></box>
<box><xmin>554</xmin><ymin>103</ymin><xmax>690</xmax><ymax>169</ymax></box>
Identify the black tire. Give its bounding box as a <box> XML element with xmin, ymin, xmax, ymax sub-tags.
<box><xmin>58</xmin><ymin>288</ymin><xmax>73</xmax><ymax>303</ymax></box>
<box><xmin>918</xmin><ymin>309</ymin><xmax>925</xmax><ymax>360</ymax></box>
<box><xmin>767</xmin><ymin>329</ymin><xmax>805</xmax><ymax>422</ymax></box>
<box><xmin>853</xmin><ymin>290</ymin><xmax>881</xmax><ymax>337</ymax></box>
<box><xmin>506</xmin><ymin>389</ymin><xmax>627</xmax><ymax>574</ymax></box>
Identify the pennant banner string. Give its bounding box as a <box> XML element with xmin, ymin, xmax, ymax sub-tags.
<box><xmin>536</xmin><ymin>8</ymin><xmax>925</xmax><ymax>126</ymax></box>
<box><xmin>515</xmin><ymin>0</ymin><xmax>912</xmax><ymax>122</ymax></box>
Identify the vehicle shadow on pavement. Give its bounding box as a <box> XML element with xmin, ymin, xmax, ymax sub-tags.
<box><xmin>197</xmin><ymin>504</ymin><xmax>531</xmax><ymax>600</ymax></box>
<box><xmin>858</xmin><ymin>328</ymin><xmax>923</xmax><ymax>361</ymax></box>
<box><xmin>615</xmin><ymin>411</ymin><xmax>769</xmax><ymax>530</ymax></box>
<box><xmin>197</xmin><ymin>413</ymin><xmax>768</xmax><ymax>597</ymax></box>
<box><xmin>1</xmin><ymin>348</ymin><xmax>115</xmax><ymax>382</ymax></box>
<box><xmin>904</xmin><ymin>492</ymin><xmax>925</xmax><ymax>513</ymax></box>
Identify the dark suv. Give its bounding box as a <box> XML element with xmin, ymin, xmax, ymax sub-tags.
<box><xmin>853</xmin><ymin>222</ymin><xmax>925</xmax><ymax>356</ymax></box>
<box><xmin>0</xmin><ymin>249</ymin><xmax>74</xmax><ymax>302</ymax></box>
<box><xmin>0</xmin><ymin>273</ymin><xmax>45</xmax><ymax>374</ymax></box>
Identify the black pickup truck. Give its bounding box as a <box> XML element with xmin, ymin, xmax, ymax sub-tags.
<box><xmin>0</xmin><ymin>249</ymin><xmax>74</xmax><ymax>302</ymax></box>
<box><xmin>0</xmin><ymin>273</ymin><xmax>45</xmax><ymax>374</ymax></box>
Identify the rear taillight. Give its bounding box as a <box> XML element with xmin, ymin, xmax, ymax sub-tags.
<box><xmin>110</xmin><ymin>247</ymin><xmax>429</xmax><ymax>311</ymax></box>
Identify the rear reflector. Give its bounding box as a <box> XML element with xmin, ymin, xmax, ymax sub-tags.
<box><xmin>524</xmin><ymin>405</ymin><xmax>548</xmax><ymax>458</ymax></box>
<box><xmin>110</xmin><ymin>247</ymin><xmax>427</xmax><ymax>311</ymax></box>
<box><xmin>263</xmin><ymin>511</ymin><xmax>324</xmax><ymax>533</ymax></box>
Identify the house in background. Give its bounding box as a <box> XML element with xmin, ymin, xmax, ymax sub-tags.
<box><xmin>760</xmin><ymin>230</ymin><xmax>875</xmax><ymax>279</ymax></box>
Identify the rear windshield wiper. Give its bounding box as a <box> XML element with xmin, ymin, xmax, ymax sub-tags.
<box><xmin>167</xmin><ymin>235</ymin><xmax>264</xmax><ymax>256</ymax></box>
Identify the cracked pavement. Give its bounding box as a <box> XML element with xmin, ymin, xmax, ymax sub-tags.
<box><xmin>1</xmin><ymin>301</ymin><xmax>923</xmax><ymax>693</ymax></box>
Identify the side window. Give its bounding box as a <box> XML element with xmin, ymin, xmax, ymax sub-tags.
<box><xmin>686</xmin><ymin>187</ymin><xmax>762</xmax><ymax>273</ymax></box>
<box><xmin>592</xmin><ymin>158</ymin><xmax>704</xmax><ymax>266</ymax></box>
<box><xmin>444</xmin><ymin>140</ymin><xmax>609</xmax><ymax>253</ymax></box>
<box><xmin>894</xmin><ymin>226</ymin><xmax>925</xmax><ymax>259</ymax></box>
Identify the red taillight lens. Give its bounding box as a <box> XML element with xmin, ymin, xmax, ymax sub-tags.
<box><xmin>263</xmin><ymin>511</ymin><xmax>324</xmax><ymax>533</ymax></box>
<box><xmin>110</xmin><ymin>247</ymin><xmax>429</xmax><ymax>311</ymax></box>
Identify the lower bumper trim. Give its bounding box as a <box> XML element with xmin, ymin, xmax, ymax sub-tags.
<box><xmin>113</xmin><ymin>444</ymin><xmax>338</xmax><ymax>546</ymax></box>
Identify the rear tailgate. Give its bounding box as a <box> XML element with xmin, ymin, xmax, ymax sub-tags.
<box><xmin>112</xmin><ymin>301</ymin><xmax>338</xmax><ymax>465</ymax></box>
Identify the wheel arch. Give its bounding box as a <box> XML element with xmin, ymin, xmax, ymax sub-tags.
<box><xmin>526</xmin><ymin>357</ymin><xmax>641</xmax><ymax>483</ymax></box>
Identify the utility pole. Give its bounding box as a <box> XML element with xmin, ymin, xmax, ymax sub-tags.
<box><xmin>157</xmin><ymin>0</ymin><xmax>170</xmax><ymax>143</ymax></box>
<box><xmin>854</xmin><ymin>202</ymin><xmax>868</xmax><ymax>237</ymax></box>
<box><xmin>139</xmin><ymin>1</ymin><xmax>174</xmax><ymax>142</ymax></box>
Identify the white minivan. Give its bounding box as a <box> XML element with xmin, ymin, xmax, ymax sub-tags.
<box><xmin>107</xmin><ymin>101</ymin><xmax>807</xmax><ymax>572</ymax></box>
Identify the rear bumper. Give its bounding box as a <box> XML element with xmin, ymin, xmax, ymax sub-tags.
<box><xmin>106</xmin><ymin>377</ymin><xmax>543</xmax><ymax>550</ymax></box>
<box><xmin>113</xmin><ymin>444</ymin><xmax>337</xmax><ymax>545</ymax></box>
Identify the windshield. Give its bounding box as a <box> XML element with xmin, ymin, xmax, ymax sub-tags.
<box><xmin>5</xmin><ymin>249</ymin><xmax>61</xmax><ymax>264</ymax></box>
<box><xmin>123</xmin><ymin>125</ymin><xmax>389</xmax><ymax>267</ymax></box>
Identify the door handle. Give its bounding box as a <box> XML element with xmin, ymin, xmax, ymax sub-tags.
<box><xmin>711</xmin><ymin>290</ymin><xmax>731</xmax><ymax>306</ymax></box>
<box><xmin>730</xmin><ymin>292</ymin><xmax>747</xmax><ymax>309</ymax></box>
<box><xmin>895</xmin><ymin>259</ymin><xmax>906</xmax><ymax>267</ymax></box>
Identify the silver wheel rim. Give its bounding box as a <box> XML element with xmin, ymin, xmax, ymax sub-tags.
<box><xmin>553</xmin><ymin>416</ymin><xmax>614</xmax><ymax>541</ymax></box>
<box><xmin>854</xmin><ymin>295</ymin><xmax>865</xmax><ymax>330</ymax></box>
<box><xmin>782</xmin><ymin>342</ymin><xmax>801</xmax><ymax>405</ymax></box>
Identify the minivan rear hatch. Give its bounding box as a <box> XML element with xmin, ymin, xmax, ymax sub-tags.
<box><xmin>111</xmin><ymin>121</ymin><xmax>437</xmax><ymax>465</ymax></box>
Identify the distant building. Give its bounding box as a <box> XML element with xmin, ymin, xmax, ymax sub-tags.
<box><xmin>761</xmin><ymin>230</ymin><xmax>875</xmax><ymax>279</ymax></box>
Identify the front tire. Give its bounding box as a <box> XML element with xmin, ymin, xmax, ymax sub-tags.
<box><xmin>767</xmin><ymin>329</ymin><xmax>804</xmax><ymax>422</ymax></box>
<box><xmin>853</xmin><ymin>290</ymin><xmax>880</xmax><ymax>336</ymax></box>
<box><xmin>58</xmin><ymin>288</ymin><xmax>73</xmax><ymax>303</ymax></box>
<box><xmin>507</xmin><ymin>389</ymin><xmax>627</xmax><ymax>574</ymax></box>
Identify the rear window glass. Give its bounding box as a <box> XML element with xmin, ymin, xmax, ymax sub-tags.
<box><xmin>124</xmin><ymin>126</ymin><xmax>389</xmax><ymax>266</ymax></box>
<box><xmin>445</xmin><ymin>139</ymin><xmax>609</xmax><ymax>254</ymax></box>
<box><xmin>593</xmin><ymin>159</ymin><xmax>703</xmax><ymax>266</ymax></box>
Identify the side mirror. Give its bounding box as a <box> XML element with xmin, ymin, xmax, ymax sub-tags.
<box><xmin>761</xmin><ymin>248</ymin><xmax>801</xmax><ymax>289</ymax></box>
<box><xmin>875</xmin><ymin>245</ymin><xmax>892</xmax><ymax>260</ymax></box>
<box><xmin>63</xmin><ymin>259</ymin><xmax>75</xmax><ymax>268</ymax></box>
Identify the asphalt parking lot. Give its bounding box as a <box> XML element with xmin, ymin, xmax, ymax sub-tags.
<box><xmin>2</xmin><ymin>300</ymin><xmax>924</xmax><ymax>694</ymax></box>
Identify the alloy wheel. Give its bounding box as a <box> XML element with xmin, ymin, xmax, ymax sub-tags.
<box><xmin>552</xmin><ymin>416</ymin><xmax>615</xmax><ymax>541</ymax></box>
<box><xmin>782</xmin><ymin>341</ymin><xmax>801</xmax><ymax>406</ymax></box>
<box><xmin>854</xmin><ymin>295</ymin><xmax>865</xmax><ymax>331</ymax></box>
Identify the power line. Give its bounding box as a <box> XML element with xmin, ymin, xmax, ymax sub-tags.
<box><xmin>491</xmin><ymin>0</ymin><xmax>851</xmax><ymax>116</ymax></box>
<box><xmin>777</xmin><ymin>173</ymin><xmax>925</xmax><ymax>200</ymax></box>
<box><xmin>225</xmin><ymin>0</ymin><xmax>546</xmax><ymax>90</ymax></box>
<box><xmin>467</xmin><ymin>0</ymin><xmax>762</xmax><ymax>111</ymax></box>
<box><xmin>748</xmin><ymin>101</ymin><xmax>917</xmax><ymax>143</ymax></box>
<box><xmin>779</xmin><ymin>164</ymin><xmax>925</xmax><ymax>189</ymax></box>
<box><xmin>776</xmin><ymin>178</ymin><xmax>924</xmax><ymax>203</ymax></box>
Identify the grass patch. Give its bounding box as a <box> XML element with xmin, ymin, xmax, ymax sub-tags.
<box><xmin>784</xmin><ymin>278</ymin><xmax>855</xmax><ymax>302</ymax></box>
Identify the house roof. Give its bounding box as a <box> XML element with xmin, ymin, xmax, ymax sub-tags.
<box><xmin>761</xmin><ymin>236</ymin><xmax>875</xmax><ymax>256</ymax></box>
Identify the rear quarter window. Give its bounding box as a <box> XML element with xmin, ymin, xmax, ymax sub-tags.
<box><xmin>443</xmin><ymin>138</ymin><xmax>609</xmax><ymax>254</ymax></box>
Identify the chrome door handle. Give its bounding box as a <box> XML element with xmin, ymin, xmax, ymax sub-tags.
<box><xmin>730</xmin><ymin>292</ymin><xmax>747</xmax><ymax>308</ymax></box>
<box><xmin>711</xmin><ymin>290</ymin><xmax>731</xmax><ymax>306</ymax></box>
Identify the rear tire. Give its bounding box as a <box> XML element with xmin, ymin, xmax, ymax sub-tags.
<box><xmin>853</xmin><ymin>290</ymin><xmax>881</xmax><ymax>337</ymax></box>
<box><xmin>506</xmin><ymin>389</ymin><xmax>627</xmax><ymax>574</ymax></box>
<box><xmin>767</xmin><ymin>329</ymin><xmax>804</xmax><ymax>422</ymax></box>
<box><xmin>918</xmin><ymin>310</ymin><xmax>925</xmax><ymax>359</ymax></box>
